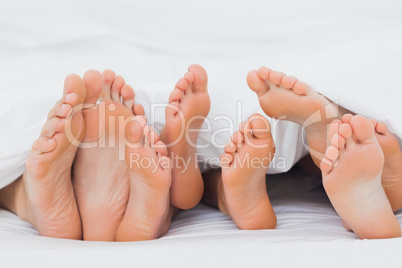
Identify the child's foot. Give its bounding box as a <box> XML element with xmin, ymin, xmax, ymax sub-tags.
<box><xmin>116</xmin><ymin>118</ymin><xmax>173</xmax><ymax>241</ymax></box>
<box><xmin>219</xmin><ymin>114</ymin><xmax>276</xmax><ymax>230</ymax></box>
<box><xmin>72</xmin><ymin>70</ymin><xmax>144</xmax><ymax>241</ymax></box>
<box><xmin>14</xmin><ymin>74</ymin><xmax>86</xmax><ymax>239</ymax></box>
<box><xmin>160</xmin><ymin>64</ymin><xmax>211</xmax><ymax>209</ymax></box>
<box><xmin>247</xmin><ymin>67</ymin><xmax>347</xmax><ymax>166</ymax></box>
<box><xmin>320</xmin><ymin>115</ymin><xmax>401</xmax><ymax>239</ymax></box>
<box><xmin>343</xmin><ymin>115</ymin><xmax>402</xmax><ymax>211</ymax></box>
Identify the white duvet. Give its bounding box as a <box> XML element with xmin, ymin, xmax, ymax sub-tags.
<box><xmin>1</xmin><ymin>0</ymin><xmax>402</xmax><ymax>267</ymax></box>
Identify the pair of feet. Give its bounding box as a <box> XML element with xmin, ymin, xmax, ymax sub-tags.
<box><xmin>3</xmin><ymin>65</ymin><xmax>210</xmax><ymax>241</ymax></box>
<box><xmin>246</xmin><ymin>67</ymin><xmax>402</xmax><ymax>239</ymax></box>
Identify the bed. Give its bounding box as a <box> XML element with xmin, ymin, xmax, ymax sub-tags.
<box><xmin>1</xmin><ymin>0</ymin><xmax>402</xmax><ymax>267</ymax></box>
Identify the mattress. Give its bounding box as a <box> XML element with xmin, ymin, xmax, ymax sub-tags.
<box><xmin>1</xmin><ymin>0</ymin><xmax>402</xmax><ymax>267</ymax></box>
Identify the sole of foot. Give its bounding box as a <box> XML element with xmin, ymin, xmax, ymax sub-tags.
<box><xmin>15</xmin><ymin>74</ymin><xmax>86</xmax><ymax>239</ymax></box>
<box><xmin>320</xmin><ymin>114</ymin><xmax>401</xmax><ymax>239</ymax></box>
<box><xmin>72</xmin><ymin>69</ymin><xmax>144</xmax><ymax>241</ymax></box>
<box><xmin>342</xmin><ymin>114</ymin><xmax>402</xmax><ymax>212</ymax></box>
<box><xmin>219</xmin><ymin>114</ymin><xmax>276</xmax><ymax>230</ymax></box>
<box><xmin>116</xmin><ymin>117</ymin><xmax>173</xmax><ymax>241</ymax></box>
<box><xmin>160</xmin><ymin>64</ymin><xmax>211</xmax><ymax>210</ymax></box>
<box><xmin>247</xmin><ymin>67</ymin><xmax>347</xmax><ymax>167</ymax></box>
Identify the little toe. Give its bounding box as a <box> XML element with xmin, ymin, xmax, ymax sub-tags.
<box><xmin>154</xmin><ymin>141</ymin><xmax>168</xmax><ymax>156</ymax></box>
<box><xmin>350</xmin><ymin>115</ymin><xmax>376</xmax><ymax>143</ymax></box>
<box><xmin>320</xmin><ymin>157</ymin><xmax>333</xmax><ymax>175</ymax></box>
<box><xmin>32</xmin><ymin>137</ymin><xmax>57</xmax><ymax>155</ymax></box>
<box><xmin>121</xmin><ymin>84</ymin><xmax>135</xmax><ymax>112</ymax></box>
<box><xmin>247</xmin><ymin>70</ymin><xmax>269</xmax><ymax>96</ymax></box>
<box><xmin>111</xmin><ymin>75</ymin><xmax>126</xmax><ymax>102</ymax></box>
<box><xmin>375</xmin><ymin>122</ymin><xmax>388</xmax><ymax>135</ymax></box>
<box><xmin>83</xmin><ymin>70</ymin><xmax>103</xmax><ymax>105</ymax></box>
<box><xmin>268</xmin><ymin>70</ymin><xmax>285</xmax><ymax>85</ymax></box>
<box><xmin>293</xmin><ymin>81</ymin><xmax>311</xmax><ymax>95</ymax></box>
<box><xmin>101</xmin><ymin>70</ymin><xmax>116</xmax><ymax>101</ymax></box>
<box><xmin>220</xmin><ymin>153</ymin><xmax>234</xmax><ymax>168</ymax></box>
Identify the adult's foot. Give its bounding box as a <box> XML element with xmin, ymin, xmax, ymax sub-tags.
<box><xmin>219</xmin><ymin>114</ymin><xmax>276</xmax><ymax>230</ymax></box>
<box><xmin>0</xmin><ymin>74</ymin><xmax>86</xmax><ymax>239</ymax></box>
<box><xmin>116</xmin><ymin>117</ymin><xmax>173</xmax><ymax>241</ymax></box>
<box><xmin>160</xmin><ymin>64</ymin><xmax>211</xmax><ymax>209</ymax></box>
<box><xmin>320</xmin><ymin>115</ymin><xmax>401</xmax><ymax>239</ymax></box>
<box><xmin>72</xmin><ymin>70</ymin><xmax>144</xmax><ymax>241</ymax></box>
<box><xmin>247</xmin><ymin>67</ymin><xmax>348</xmax><ymax>166</ymax></box>
<box><xmin>343</xmin><ymin>114</ymin><xmax>402</xmax><ymax>211</ymax></box>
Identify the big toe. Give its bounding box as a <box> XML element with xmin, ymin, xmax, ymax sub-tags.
<box><xmin>248</xmin><ymin>114</ymin><xmax>272</xmax><ymax>140</ymax></box>
<box><xmin>83</xmin><ymin>70</ymin><xmax>103</xmax><ymax>105</ymax></box>
<box><xmin>187</xmin><ymin>64</ymin><xmax>208</xmax><ymax>92</ymax></box>
<box><xmin>63</xmin><ymin>74</ymin><xmax>86</xmax><ymax>104</ymax></box>
<box><xmin>247</xmin><ymin>70</ymin><xmax>268</xmax><ymax>96</ymax></box>
<box><xmin>350</xmin><ymin>115</ymin><xmax>375</xmax><ymax>143</ymax></box>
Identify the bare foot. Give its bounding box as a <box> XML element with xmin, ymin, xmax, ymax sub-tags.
<box><xmin>219</xmin><ymin>114</ymin><xmax>276</xmax><ymax>230</ymax></box>
<box><xmin>116</xmin><ymin>117</ymin><xmax>173</xmax><ymax>241</ymax></box>
<box><xmin>342</xmin><ymin>114</ymin><xmax>402</xmax><ymax>212</ymax></box>
<box><xmin>2</xmin><ymin>74</ymin><xmax>86</xmax><ymax>239</ymax></box>
<box><xmin>72</xmin><ymin>70</ymin><xmax>144</xmax><ymax>241</ymax></box>
<box><xmin>320</xmin><ymin>115</ymin><xmax>401</xmax><ymax>239</ymax></box>
<box><xmin>160</xmin><ymin>64</ymin><xmax>211</xmax><ymax>209</ymax></box>
<box><xmin>247</xmin><ymin>67</ymin><xmax>347</xmax><ymax>166</ymax></box>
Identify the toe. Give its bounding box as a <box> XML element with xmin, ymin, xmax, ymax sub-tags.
<box><xmin>47</xmin><ymin>100</ymin><xmax>73</xmax><ymax>120</ymax></box>
<box><xmin>248</xmin><ymin>114</ymin><xmax>272</xmax><ymax>140</ymax></box>
<box><xmin>268</xmin><ymin>70</ymin><xmax>285</xmax><ymax>85</ymax></box>
<box><xmin>220</xmin><ymin>153</ymin><xmax>234</xmax><ymax>168</ymax></box>
<box><xmin>369</xmin><ymin>118</ymin><xmax>378</xmax><ymax>128</ymax></box>
<box><xmin>175</xmin><ymin>78</ymin><xmax>189</xmax><ymax>91</ymax></box>
<box><xmin>257</xmin><ymin>66</ymin><xmax>271</xmax><ymax>80</ymax></box>
<box><xmin>133</xmin><ymin>104</ymin><xmax>145</xmax><ymax>116</ymax></box>
<box><xmin>121</xmin><ymin>84</ymin><xmax>135</xmax><ymax>112</ymax></box>
<box><xmin>63</xmin><ymin>74</ymin><xmax>86</xmax><ymax>104</ymax></box>
<box><xmin>165</xmin><ymin>101</ymin><xmax>180</xmax><ymax>118</ymax></box>
<box><xmin>247</xmin><ymin>70</ymin><xmax>268</xmax><ymax>96</ymax></box>
<box><xmin>125</xmin><ymin>116</ymin><xmax>147</xmax><ymax>146</ymax></box>
<box><xmin>32</xmin><ymin>137</ymin><xmax>57</xmax><ymax>155</ymax></box>
<box><xmin>169</xmin><ymin>88</ymin><xmax>183</xmax><ymax>103</ymax></box>
<box><xmin>187</xmin><ymin>64</ymin><xmax>208</xmax><ymax>93</ymax></box>
<box><xmin>350</xmin><ymin>115</ymin><xmax>375</xmax><ymax>143</ymax></box>
<box><xmin>341</xmin><ymin>114</ymin><xmax>353</xmax><ymax>124</ymax></box>
<box><xmin>111</xmin><ymin>75</ymin><xmax>126</xmax><ymax>102</ymax></box>
<box><xmin>339</xmin><ymin>123</ymin><xmax>354</xmax><ymax>147</ymax></box>
<box><xmin>231</xmin><ymin>131</ymin><xmax>244</xmax><ymax>145</ymax></box>
<box><xmin>224</xmin><ymin>141</ymin><xmax>237</xmax><ymax>154</ymax></box>
<box><xmin>154</xmin><ymin>141</ymin><xmax>168</xmax><ymax>156</ymax></box>
<box><xmin>325</xmin><ymin>145</ymin><xmax>339</xmax><ymax>161</ymax></box>
<box><xmin>281</xmin><ymin>75</ymin><xmax>298</xmax><ymax>89</ymax></box>
<box><xmin>293</xmin><ymin>81</ymin><xmax>311</xmax><ymax>95</ymax></box>
<box><xmin>331</xmin><ymin>133</ymin><xmax>346</xmax><ymax>149</ymax></box>
<box><xmin>375</xmin><ymin>122</ymin><xmax>388</xmax><ymax>135</ymax></box>
<box><xmin>83</xmin><ymin>70</ymin><xmax>103</xmax><ymax>105</ymax></box>
<box><xmin>101</xmin><ymin>69</ymin><xmax>116</xmax><ymax>100</ymax></box>
<box><xmin>40</xmin><ymin>117</ymin><xmax>65</xmax><ymax>138</ymax></box>
<box><xmin>320</xmin><ymin>157</ymin><xmax>333</xmax><ymax>176</ymax></box>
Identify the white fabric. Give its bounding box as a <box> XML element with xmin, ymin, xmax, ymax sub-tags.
<box><xmin>1</xmin><ymin>0</ymin><xmax>402</xmax><ymax>266</ymax></box>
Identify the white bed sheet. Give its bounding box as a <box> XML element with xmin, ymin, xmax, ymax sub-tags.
<box><xmin>1</xmin><ymin>0</ymin><xmax>402</xmax><ymax>267</ymax></box>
